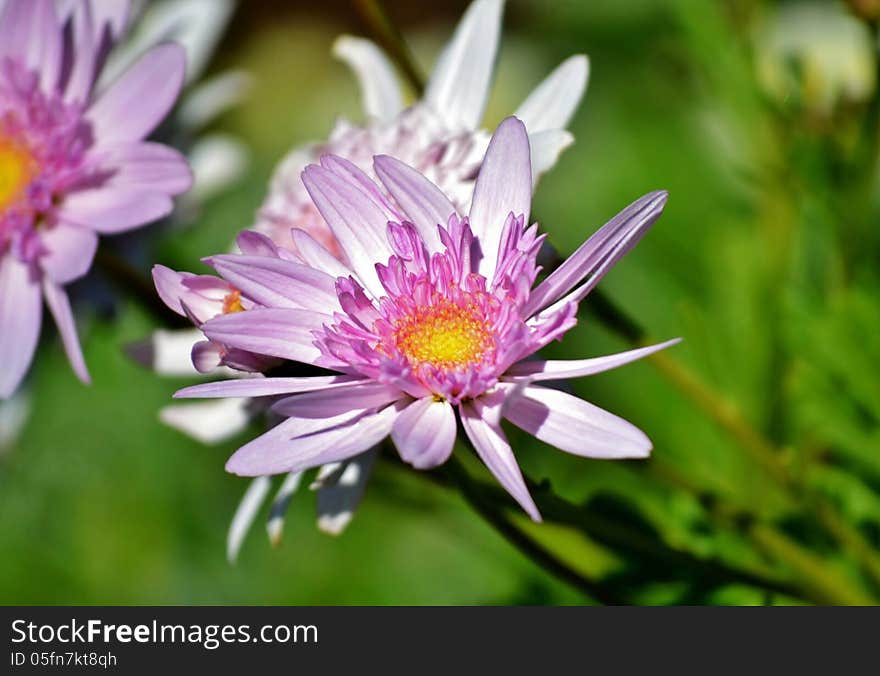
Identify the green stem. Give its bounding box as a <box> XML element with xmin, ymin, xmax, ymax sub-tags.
<box><xmin>442</xmin><ymin>456</ymin><xmax>621</xmax><ymax>604</ymax></box>
<box><xmin>352</xmin><ymin>0</ymin><xmax>425</xmax><ymax>95</ymax></box>
<box><xmin>391</xmin><ymin>448</ymin><xmax>808</xmax><ymax>603</ymax></box>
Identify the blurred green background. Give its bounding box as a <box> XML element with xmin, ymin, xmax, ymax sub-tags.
<box><xmin>2</xmin><ymin>0</ymin><xmax>879</xmax><ymax>605</ymax></box>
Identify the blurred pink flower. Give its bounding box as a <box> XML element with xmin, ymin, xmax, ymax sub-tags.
<box><xmin>0</xmin><ymin>0</ymin><xmax>191</xmax><ymax>398</ymax></box>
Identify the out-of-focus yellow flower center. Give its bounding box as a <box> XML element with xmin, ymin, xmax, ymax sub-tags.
<box><xmin>223</xmin><ymin>290</ymin><xmax>245</xmax><ymax>314</ymax></box>
<box><xmin>393</xmin><ymin>298</ymin><xmax>494</xmax><ymax>371</ymax></box>
<box><xmin>0</xmin><ymin>135</ymin><xmax>36</xmax><ymax>214</ymax></box>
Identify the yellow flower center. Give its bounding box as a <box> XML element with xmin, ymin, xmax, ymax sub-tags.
<box><xmin>393</xmin><ymin>298</ymin><xmax>494</xmax><ymax>371</ymax></box>
<box><xmin>0</xmin><ymin>135</ymin><xmax>36</xmax><ymax>214</ymax></box>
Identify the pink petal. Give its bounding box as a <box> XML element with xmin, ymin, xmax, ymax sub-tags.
<box><xmin>0</xmin><ymin>0</ymin><xmax>62</xmax><ymax>93</ymax></box>
<box><xmin>468</xmin><ymin>117</ymin><xmax>532</xmax><ymax>282</ymax></box>
<box><xmin>524</xmin><ymin>190</ymin><xmax>668</xmax><ymax>318</ymax></box>
<box><xmin>0</xmin><ymin>256</ymin><xmax>42</xmax><ymax>398</ymax></box>
<box><xmin>206</xmin><ymin>254</ymin><xmax>339</xmax><ymax>313</ymax></box>
<box><xmin>319</xmin><ymin>155</ymin><xmax>401</xmax><ymax>217</ymax></box>
<box><xmin>152</xmin><ymin>265</ymin><xmax>199</xmax><ymax>318</ymax></box>
<box><xmin>61</xmin><ymin>0</ymin><xmax>96</xmax><ymax>104</ymax></box>
<box><xmin>301</xmin><ymin>162</ymin><xmax>393</xmax><ymax>299</ymax></box>
<box><xmin>87</xmin><ymin>43</ymin><xmax>186</xmax><ymax>146</ymax></box>
<box><xmin>92</xmin><ymin>142</ymin><xmax>193</xmax><ymax>195</ymax></box>
<box><xmin>191</xmin><ymin>340</ymin><xmax>222</xmax><ymax>373</ymax></box>
<box><xmin>373</xmin><ymin>154</ymin><xmax>457</xmax><ymax>252</ymax></box>
<box><xmin>272</xmin><ymin>381</ymin><xmax>403</xmax><ymax>418</ymax></box>
<box><xmin>505</xmin><ymin>339</ymin><xmax>681</xmax><ymax>381</ymax></box>
<box><xmin>503</xmin><ymin>385</ymin><xmax>652</xmax><ymax>459</ymax></box>
<box><xmin>391</xmin><ymin>397</ymin><xmax>457</xmax><ymax>469</ymax></box>
<box><xmin>225</xmin><ymin>404</ymin><xmax>400</xmax><ymax>477</ymax></box>
<box><xmin>175</xmin><ymin>374</ymin><xmax>365</xmax><ymax>399</ymax></box>
<box><xmin>460</xmin><ymin>393</ymin><xmax>541</xmax><ymax>522</ymax></box>
<box><xmin>59</xmin><ymin>187</ymin><xmax>174</xmax><ymax>234</ymax></box>
<box><xmin>236</xmin><ymin>230</ymin><xmax>281</xmax><ymax>257</ymax></box>
<box><xmin>200</xmin><ymin>308</ymin><xmax>330</xmax><ymax>365</ymax></box>
<box><xmin>290</xmin><ymin>228</ymin><xmax>352</xmax><ymax>279</ymax></box>
<box><xmin>42</xmin><ymin>280</ymin><xmax>89</xmax><ymax>384</ymax></box>
<box><xmin>38</xmin><ymin>221</ymin><xmax>98</xmax><ymax>284</ymax></box>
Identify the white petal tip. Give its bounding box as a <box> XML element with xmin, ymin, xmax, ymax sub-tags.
<box><xmin>317</xmin><ymin>512</ymin><xmax>352</xmax><ymax>536</ymax></box>
<box><xmin>267</xmin><ymin>520</ymin><xmax>284</xmax><ymax>548</ymax></box>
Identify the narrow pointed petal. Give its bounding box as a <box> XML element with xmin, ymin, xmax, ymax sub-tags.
<box><xmin>42</xmin><ymin>281</ymin><xmax>89</xmax><ymax>384</ymax></box>
<box><xmin>316</xmin><ymin>449</ymin><xmax>377</xmax><ymax>535</ymax></box>
<box><xmin>391</xmin><ymin>397</ymin><xmax>457</xmax><ymax>469</ymax></box>
<box><xmin>225</xmin><ymin>404</ymin><xmax>400</xmax><ymax>477</ymax></box>
<box><xmin>301</xmin><ymin>163</ymin><xmax>393</xmax><ymax>299</ymax></box>
<box><xmin>460</xmin><ymin>395</ymin><xmax>541</xmax><ymax>522</ymax></box>
<box><xmin>524</xmin><ymin>190</ymin><xmax>668</xmax><ymax>317</ymax></box>
<box><xmin>87</xmin><ymin>43</ymin><xmax>186</xmax><ymax>146</ymax></box>
<box><xmin>503</xmin><ymin>385</ymin><xmax>652</xmax><ymax>459</ymax></box>
<box><xmin>200</xmin><ymin>308</ymin><xmax>329</xmax><ymax>365</ymax></box>
<box><xmin>469</xmin><ymin>116</ymin><xmax>532</xmax><ymax>281</ymax></box>
<box><xmin>0</xmin><ymin>257</ymin><xmax>42</xmax><ymax>399</ymax></box>
<box><xmin>160</xmin><ymin>398</ymin><xmax>254</xmax><ymax>445</ymax></box>
<box><xmin>505</xmin><ymin>339</ymin><xmax>681</xmax><ymax>381</ymax></box>
<box><xmin>333</xmin><ymin>36</ymin><xmax>403</xmax><ymax>121</ymax></box>
<box><xmin>529</xmin><ymin>129</ymin><xmax>574</xmax><ymax>183</ymax></box>
<box><xmin>515</xmin><ymin>55</ymin><xmax>589</xmax><ymax>133</ymax></box>
<box><xmin>373</xmin><ymin>155</ymin><xmax>456</xmax><ymax>252</ymax></box>
<box><xmin>272</xmin><ymin>382</ymin><xmax>403</xmax><ymax>419</ymax></box>
<box><xmin>227</xmin><ymin>476</ymin><xmax>271</xmax><ymax>563</ymax></box>
<box><xmin>290</xmin><ymin>229</ymin><xmax>353</xmax><ymax>279</ymax></box>
<box><xmin>207</xmin><ymin>254</ymin><xmax>339</xmax><ymax>313</ymax></box>
<box><xmin>266</xmin><ymin>471</ymin><xmax>304</xmax><ymax>546</ymax></box>
<box><xmin>425</xmin><ymin>0</ymin><xmax>503</xmax><ymax>130</ymax></box>
<box><xmin>175</xmin><ymin>374</ymin><xmax>364</xmax><ymax>399</ymax></box>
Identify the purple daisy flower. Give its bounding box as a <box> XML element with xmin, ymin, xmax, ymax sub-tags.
<box><xmin>171</xmin><ymin>117</ymin><xmax>677</xmax><ymax>521</ymax></box>
<box><xmin>0</xmin><ymin>0</ymin><xmax>191</xmax><ymax>398</ymax></box>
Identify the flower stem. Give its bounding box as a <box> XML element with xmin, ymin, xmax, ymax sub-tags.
<box><xmin>352</xmin><ymin>0</ymin><xmax>425</xmax><ymax>95</ymax></box>
<box><xmin>393</xmin><ymin>448</ymin><xmax>808</xmax><ymax>603</ymax></box>
<box><xmin>441</xmin><ymin>455</ymin><xmax>622</xmax><ymax>604</ymax></box>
